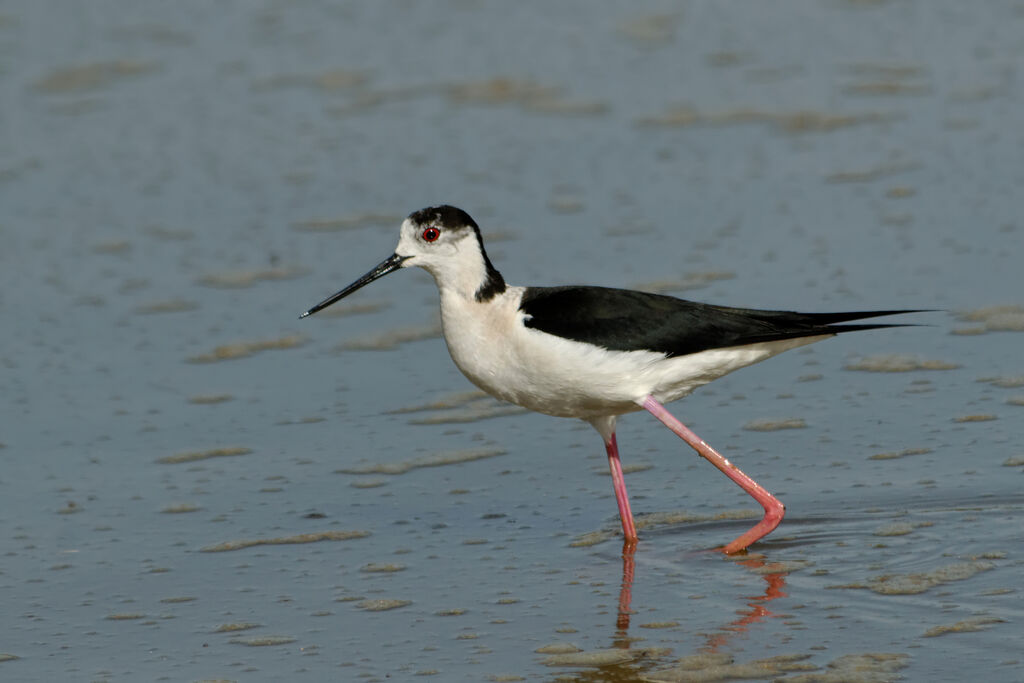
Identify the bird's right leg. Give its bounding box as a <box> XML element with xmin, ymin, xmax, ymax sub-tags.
<box><xmin>604</xmin><ymin>432</ymin><xmax>638</xmax><ymax>544</ymax></box>
<box><xmin>588</xmin><ymin>416</ymin><xmax>638</xmax><ymax>545</ymax></box>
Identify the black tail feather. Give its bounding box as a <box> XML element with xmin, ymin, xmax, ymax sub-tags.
<box><xmin>796</xmin><ymin>309</ymin><xmax>934</xmax><ymax>326</ymax></box>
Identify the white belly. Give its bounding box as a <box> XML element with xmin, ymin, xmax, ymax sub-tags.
<box><xmin>438</xmin><ymin>287</ymin><xmax>831</xmax><ymax>420</ymax></box>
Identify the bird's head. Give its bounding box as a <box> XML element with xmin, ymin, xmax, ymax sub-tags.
<box><xmin>300</xmin><ymin>205</ymin><xmax>505</xmax><ymax>318</ymax></box>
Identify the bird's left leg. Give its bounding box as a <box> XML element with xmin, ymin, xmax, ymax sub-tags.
<box><xmin>638</xmin><ymin>395</ymin><xmax>785</xmax><ymax>554</ymax></box>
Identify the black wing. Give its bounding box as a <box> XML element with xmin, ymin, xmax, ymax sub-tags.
<box><xmin>519</xmin><ymin>285</ymin><xmax>921</xmax><ymax>358</ymax></box>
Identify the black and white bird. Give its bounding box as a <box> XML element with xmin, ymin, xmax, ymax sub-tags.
<box><xmin>302</xmin><ymin>205</ymin><xmax>919</xmax><ymax>553</ymax></box>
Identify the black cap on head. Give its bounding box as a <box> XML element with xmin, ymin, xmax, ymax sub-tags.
<box><xmin>407</xmin><ymin>205</ymin><xmax>479</xmax><ymax>231</ymax></box>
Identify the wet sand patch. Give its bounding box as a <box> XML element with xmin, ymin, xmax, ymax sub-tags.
<box><xmin>337</xmin><ymin>447</ymin><xmax>506</xmax><ymax>475</ymax></box>
<box><xmin>387</xmin><ymin>390</ymin><xmax>527</xmax><ymax>423</ymax></box>
<box><xmin>446</xmin><ymin>78</ymin><xmax>602</xmax><ymax>117</ymax></box>
<box><xmin>156</xmin><ymin>446</ymin><xmax>252</xmax><ymax>464</ymax></box>
<box><xmin>187</xmin><ymin>334</ymin><xmax>305</xmax><ymax>362</ymax></box>
<box><xmin>200</xmin><ymin>530</ymin><xmax>370</xmax><ymax>552</ymax></box>
<box><xmin>922</xmin><ymin>616</ymin><xmax>1005</xmax><ymax>637</ymax></box>
<box><xmin>291</xmin><ymin>212</ymin><xmax>401</xmax><ymax>232</ymax></box>
<box><xmin>356</xmin><ymin>599</ymin><xmax>411</xmax><ymax>611</ymax></box>
<box><xmin>953</xmin><ymin>305</ymin><xmax>1024</xmax><ymax>334</ymax></box>
<box><xmin>743</xmin><ymin>417</ymin><xmax>807</xmax><ymax>431</ymax></box>
<box><xmin>407</xmin><ymin>404</ymin><xmax>527</xmax><ymax>425</ymax></box>
<box><xmin>541</xmin><ymin>646</ymin><xmax>665</xmax><ymax>667</ymax></box>
<box><xmin>160</xmin><ymin>503</ymin><xmax>201</xmax><ymax>513</ymax></box>
<box><xmin>844</xmin><ymin>354</ymin><xmax>959</xmax><ymax>372</ymax></box>
<box><xmin>32</xmin><ymin>60</ymin><xmax>157</xmax><ymax>92</ymax></box>
<box><xmin>977</xmin><ymin>375</ymin><xmax>1024</xmax><ymax>388</ymax></box>
<box><xmin>230</xmin><ymin>635</ymin><xmax>297</xmax><ymax>646</ymax></box>
<box><xmin>637</xmin><ymin>106</ymin><xmax>897</xmax><ymax>133</ymax></box>
<box><xmin>210</xmin><ymin>622</ymin><xmax>258</xmax><ymax>634</ymax></box>
<box><xmin>831</xmin><ymin>559</ymin><xmax>996</xmax><ymax>595</ymax></box>
<box><xmin>197</xmin><ymin>265</ymin><xmax>309</xmax><ymax>288</ymax></box>
<box><xmin>361</xmin><ymin>563</ymin><xmax>406</xmax><ymax>573</ymax></box>
<box><xmin>312</xmin><ymin>301</ymin><xmax>390</xmax><ymax>318</ymax></box>
<box><xmin>952</xmin><ymin>414</ymin><xmax>997</xmax><ymax>423</ymax></box>
<box><xmin>336</xmin><ymin>320</ymin><xmax>442</xmax><ymax>351</ymax></box>
<box><xmin>645</xmin><ymin>651</ymin><xmax>908</xmax><ymax>682</ymax></box>
<box><xmin>187</xmin><ymin>393</ymin><xmax>234</xmax><ymax>405</ymax></box>
<box><xmin>824</xmin><ymin>160</ymin><xmax>922</xmax><ymax>184</ymax></box>
<box><xmin>135</xmin><ymin>299</ymin><xmax>199</xmax><ymax>314</ymax></box>
<box><xmin>631</xmin><ymin>271</ymin><xmax>735</xmax><ymax>294</ymax></box>
<box><xmin>868</xmin><ymin>447</ymin><xmax>931</xmax><ymax>460</ymax></box>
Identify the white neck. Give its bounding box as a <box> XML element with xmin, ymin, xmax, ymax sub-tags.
<box><xmin>420</xmin><ymin>246</ymin><xmax>492</xmax><ymax>300</ymax></box>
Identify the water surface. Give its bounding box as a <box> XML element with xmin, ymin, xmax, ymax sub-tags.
<box><xmin>2</xmin><ymin>1</ymin><xmax>1022</xmax><ymax>681</ymax></box>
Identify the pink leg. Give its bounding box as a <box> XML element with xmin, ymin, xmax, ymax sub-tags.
<box><xmin>603</xmin><ymin>432</ymin><xmax>638</xmax><ymax>545</ymax></box>
<box><xmin>640</xmin><ymin>395</ymin><xmax>785</xmax><ymax>554</ymax></box>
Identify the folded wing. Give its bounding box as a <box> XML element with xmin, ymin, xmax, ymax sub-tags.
<box><xmin>519</xmin><ymin>285</ymin><xmax>921</xmax><ymax>358</ymax></box>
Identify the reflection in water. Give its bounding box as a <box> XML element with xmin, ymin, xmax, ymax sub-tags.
<box><xmin>615</xmin><ymin>541</ymin><xmax>637</xmax><ymax>636</ymax></box>
<box><xmin>551</xmin><ymin>543</ymin><xmax>792</xmax><ymax>681</ymax></box>
<box><xmin>699</xmin><ymin>554</ymin><xmax>789</xmax><ymax>654</ymax></box>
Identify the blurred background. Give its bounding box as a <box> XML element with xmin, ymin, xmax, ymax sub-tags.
<box><xmin>2</xmin><ymin>2</ymin><xmax>1022</xmax><ymax>681</ymax></box>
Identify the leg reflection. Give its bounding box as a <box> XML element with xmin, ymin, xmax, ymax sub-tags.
<box><xmin>614</xmin><ymin>540</ymin><xmax>636</xmax><ymax>637</ymax></box>
<box><xmin>701</xmin><ymin>554</ymin><xmax>789</xmax><ymax>653</ymax></box>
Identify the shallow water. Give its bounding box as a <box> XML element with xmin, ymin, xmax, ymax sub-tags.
<box><xmin>2</xmin><ymin>1</ymin><xmax>1023</xmax><ymax>681</ymax></box>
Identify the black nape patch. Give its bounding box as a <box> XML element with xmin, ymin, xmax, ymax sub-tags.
<box><xmin>475</xmin><ymin>266</ymin><xmax>506</xmax><ymax>302</ymax></box>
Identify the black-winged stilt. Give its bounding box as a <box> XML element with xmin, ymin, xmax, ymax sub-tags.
<box><xmin>302</xmin><ymin>205</ymin><xmax>919</xmax><ymax>553</ymax></box>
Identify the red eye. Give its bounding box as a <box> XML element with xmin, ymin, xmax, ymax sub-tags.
<box><xmin>422</xmin><ymin>227</ymin><xmax>440</xmax><ymax>242</ymax></box>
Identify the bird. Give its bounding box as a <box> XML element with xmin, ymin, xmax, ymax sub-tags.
<box><xmin>301</xmin><ymin>205</ymin><xmax>920</xmax><ymax>554</ymax></box>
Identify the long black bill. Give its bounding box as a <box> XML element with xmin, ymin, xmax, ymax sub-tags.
<box><xmin>300</xmin><ymin>253</ymin><xmax>410</xmax><ymax>318</ymax></box>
